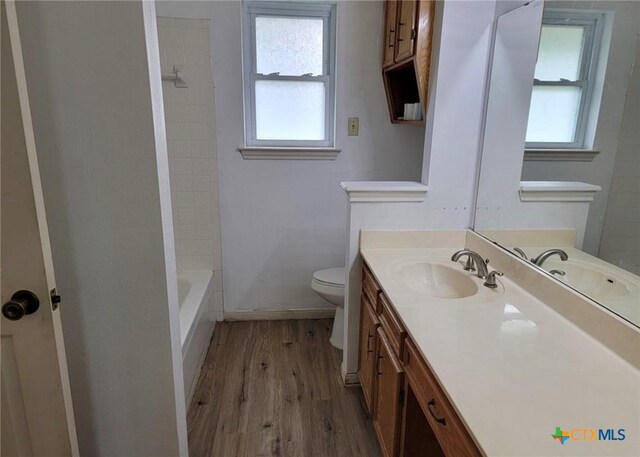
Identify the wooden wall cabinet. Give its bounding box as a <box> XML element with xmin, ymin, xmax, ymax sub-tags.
<box><xmin>382</xmin><ymin>0</ymin><xmax>398</xmax><ymax>67</ymax></box>
<box><xmin>381</xmin><ymin>0</ymin><xmax>436</xmax><ymax>125</ymax></box>
<box><xmin>358</xmin><ymin>261</ymin><xmax>482</xmax><ymax>457</ymax></box>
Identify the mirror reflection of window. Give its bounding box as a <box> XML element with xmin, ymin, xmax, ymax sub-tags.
<box><xmin>526</xmin><ymin>11</ymin><xmax>604</xmax><ymax>149</ymax></box>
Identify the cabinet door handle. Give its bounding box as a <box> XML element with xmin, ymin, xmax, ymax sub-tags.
<box><xmin>388</xmin><ymin>29</ymin><xmax>395</xmax><ymax>48</ymax></box>
<box><xmin>427</xmin><ymin>399</ymin><xmax>446</xmax><ymax>426</ymax></box>
<box><xmin>366</xmin><ymin>332</ymin><xmax>374</xmax><ymax>354</ymax></box>
<box><xmin>376</xmin><ymin>355</ymin><xmax>383</xmax><ymax>376</ymax></box>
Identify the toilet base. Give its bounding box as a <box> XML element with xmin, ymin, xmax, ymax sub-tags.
<box><xmin>329</xmin><ymin>306</ymin><xmax>344</xmax><ymax>350</ymax></box>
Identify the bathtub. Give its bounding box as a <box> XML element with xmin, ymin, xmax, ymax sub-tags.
<box><xmin>178</xmin><ymin>270</ymin><xmax>215</xmax><ymax>406</ymax></box>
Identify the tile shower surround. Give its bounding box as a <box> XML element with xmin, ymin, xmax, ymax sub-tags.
<box><xmin>158</xmin><ymin>17</ymin><xmax>223</xmax><ymax>314</ymax></box>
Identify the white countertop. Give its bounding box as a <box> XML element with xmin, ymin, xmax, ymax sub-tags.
<box><xmin>361</xmin><ymin>247</ymin><xmax>640</xmax><ymax>457</ymax></box>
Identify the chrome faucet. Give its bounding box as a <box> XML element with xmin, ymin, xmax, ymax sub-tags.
<box><xmin>531</xmin><ymin>249</ymin><xmax>568</xmax><ymax>267</ymax></box>
<box><xmin>451</xmin><ymin>249</ymin><xmax>489</xmax><ymax>278</ymax></box>
<box><xmin>513</xmin><ymin>247</ymin><xmax>528</xmax><ymax>260</ymax></box>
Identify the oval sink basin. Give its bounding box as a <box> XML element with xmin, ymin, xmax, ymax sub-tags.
<box><xmin>398</xmin><ymin>262</ymin><xmax>478</xmax><ymax>299</ymax></box>
<box><xmin>544</xmin><ymin>260</ymin><xmax>631</xmax><ymax>299</ymax></box>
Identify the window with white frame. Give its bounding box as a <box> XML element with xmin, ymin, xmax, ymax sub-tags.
<box><xmin>243</xmin><ymin>2</ymin><xmax>336</xmax><ymax>148</ymax></box>
<box><xmin>526</xmin><ymin>10</ymin><xmax>603</xmax><ymax>149</ymax></box>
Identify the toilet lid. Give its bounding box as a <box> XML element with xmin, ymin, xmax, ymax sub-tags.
<box><xmin>313</xmin><ymin>267</ymin><xmax>345</xmax><ymax>286</ymax></box>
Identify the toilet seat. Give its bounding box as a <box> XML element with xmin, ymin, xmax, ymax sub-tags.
<box><xmin>311</xmin><ymin>266</ymin><xmax>345</xmax><ymax>350</ymax></box>
<box><xmin>312</xmin><ymin>267</ymin><xmax>345</xmax><ymax>288</ymax></box>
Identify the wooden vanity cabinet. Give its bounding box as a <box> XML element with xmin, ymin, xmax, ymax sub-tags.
<box><xmin>359</xmin><ymin>261</ymin><xmax>482</xmax><ymax>457</ymax></box>
<box><xmin>400</xmin><ymin>382</ymin><xmax>445</xmax><ymax>457</ymax></box>
<box><xmin>373</xmin><ymin>327</ymin><xmax>404</xmax><ymax>457</ymax></box>
<box><xmin>358</xmin><ymin>294</ymin><xmax>379</xmax><ymax>412</ymax></box>
<box><xmin>404</xmin><ymin>340</ymin><xmax>482</xmax><ymax>457</ymax></box>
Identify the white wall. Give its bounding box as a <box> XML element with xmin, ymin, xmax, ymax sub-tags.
<box><xmin>521</xmin><ymin>1</ymin><xmax>640</xmax><ymax>255</ymax></box>
<box><xmin>599</xmin><ymin>38</ymin><xmax>640</xmax><ymax>274</ymax></box>
<box><xmin>342</xmin><ymin>0</ymin><xmax>498</xmax><ymax>376</ymax></box>
<box><xmin>156</xmin><ymin>0</ymin><xmax>425</xmax><ymax>313</ymax></box>
<box><xmin>16</xmin><ymin>1</ymin><xmax>187</xmax><ymax>455</ymax></box>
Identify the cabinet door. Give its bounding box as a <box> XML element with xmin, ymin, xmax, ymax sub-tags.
<box><xmin>358</xmin><ymin>296</ymin><xmax>379</xmax><ymax>413</ymax></box>
<box><xmin>395</xmin><ymin>0</ymin><xmax>417</xmax><ymax>62</ymax></box>
<box><xmin>382</xmin><ymin>0</ymin><xmax>398</xmax><ymax>67</ymax></box>
<box><xmin>374</xmin><ymin>328</ymin><xmax>404</xmax><ymax>457</ymax></box>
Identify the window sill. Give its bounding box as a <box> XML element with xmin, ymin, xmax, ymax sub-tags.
<box><xmin>238</xmin><ymin>147</ymin><xmax>341</xmax><ymax>161</ymax></box>
<box><xmin>524</xmin><ymin>149</ymin><xmax>599</xmax><ymax>162</ymax></box>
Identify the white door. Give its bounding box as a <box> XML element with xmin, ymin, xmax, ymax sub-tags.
<box><xmin>1</xmin><ymin>1</ymin><xmax>79</xmax><ymax>455</ymax></box>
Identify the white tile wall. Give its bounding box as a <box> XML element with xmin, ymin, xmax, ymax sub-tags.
<box><xmin>158</xmin><ymin>17</ymin><xmax>224</xmax><ymax>310</ymax></box>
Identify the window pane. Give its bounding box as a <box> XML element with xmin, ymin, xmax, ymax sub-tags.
<box><xmin>255</xmin><ymin>16</ymin><xmax>324</xmax><ymax>76</ymax></box>
<box><xmin>255</xmin><ymin>80</ymin><xmax>325</xmax><ymax>141</ymax></box>
<box><xmin>535</xmin><ymin>25</ymin><xmax>585</xmax><ymax>81</ymax></box>
<box><xmin>526</xmin><ymin>85</ymin><xmax>582</xmax><ymax>143</ymax></box>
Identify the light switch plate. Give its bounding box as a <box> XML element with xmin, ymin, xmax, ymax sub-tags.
<box><xmin>348</xmin><ymin>117</ymin><xmax>359</xmax><ymax>136</ymax></box>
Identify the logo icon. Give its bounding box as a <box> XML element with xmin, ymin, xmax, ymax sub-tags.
<box><xmin>552</xmin><ymin>427</ymin><xmax>570</xmax><ymax>444</ymax></box>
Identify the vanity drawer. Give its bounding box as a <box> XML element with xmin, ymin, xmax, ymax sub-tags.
<box><xmin>403</xmin><ymin>339</ymin><xmax>482</xmax><ymax>457</ymax></box>
<box><xmin>378</xmin><ymin>293</ymin><xmax>407</xmax><ymax>359</ymax></box>
<box><xmin>362</xmin><ymin>262</ymin><xmax>381</xmax><ymax>308</ymax></box>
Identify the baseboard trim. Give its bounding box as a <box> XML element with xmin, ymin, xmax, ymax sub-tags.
<box><xmin>224</xmin><ymin>308</ymin><xmax>336</xmax><ymax>321</ymax></box>
<box><xmin>343</xmin><ymin>372</ymin><xmax>361</xmax><ymax>387</ymax></box>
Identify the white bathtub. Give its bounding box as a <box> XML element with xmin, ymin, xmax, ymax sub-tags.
<box><xmin>178</xmin><ymin>270</ymin><xmax>215</xmax><ymax>406</ymax></box>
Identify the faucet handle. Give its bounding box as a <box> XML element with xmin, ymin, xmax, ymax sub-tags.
<box><xmin>484</xmin><ymin>270</ymin><xmax>503</xmax><ymax>289</ymax></box>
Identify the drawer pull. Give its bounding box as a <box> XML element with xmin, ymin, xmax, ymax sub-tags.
<box><xmin>376</xmin><ymin>355</ymin><xmax>383</xmax><ymax>376</ymax></box>
<box><xmin>427</xmin><ymin>399</ymin><xmax>446</xmax><ymax>426</ymax></box>
<box><xmin>366</xmin><ymin>332</ymin><xmax>374</xmax><ymax>354</ymax></box>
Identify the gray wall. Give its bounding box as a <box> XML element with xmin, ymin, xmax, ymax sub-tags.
<box><xmin>16</xmin><ymin>1</ymin><xmax>186</xmax><ymax>455</ymax></box>
<box><xmin>599</xmin><ymin>38</ymin><xmax>640</xmax><ymax>274</ymax></box>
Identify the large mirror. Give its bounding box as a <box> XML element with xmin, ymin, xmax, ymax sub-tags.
<box><xmin>474</xmin><ymin>0</ymin><xmax>639</xmax><ymax>327</ymax></box>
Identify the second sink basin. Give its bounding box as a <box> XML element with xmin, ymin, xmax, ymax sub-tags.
<box><xmin>398</xmin><ymin>262</ymin><xmax>478</xmax><ymax>299</ymax></box>
<box><xmin>543</xmin><ymin>260</ymin><xmax>632</xmax><ymax>300</ymax></box>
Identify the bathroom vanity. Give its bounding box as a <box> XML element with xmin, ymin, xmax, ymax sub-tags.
<box><xmin>359</xmin><ymin>262</ymin><xmax>480</xmax><ymax>457</ymax></box>
<box><xmin>356</xmin><ymin>230</ymin><xmax>639</xmax><ymax>457</ymax></box>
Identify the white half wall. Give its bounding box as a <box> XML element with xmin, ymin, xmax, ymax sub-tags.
<box><xmin>156</xmin><ymin>0</ymin><xmax>425</xmax><ymax>313</ymax></box>
<box><xmin>16</xmin><ymin>1</ymin><xmax>187</xmax><ymax>455</ymax></box>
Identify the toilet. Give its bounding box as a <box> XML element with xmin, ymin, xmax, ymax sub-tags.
<box><xmin>311</xmin><ymin>267</ymin><xmax>345</xmax><ymax>349</ymax></box>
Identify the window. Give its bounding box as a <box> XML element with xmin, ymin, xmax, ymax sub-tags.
<box><xmin>526</xmin><ymin>10</ymin><xmax>603</xmax><ymax>149</ymax></box>
<box><xmin>243</xmin><ymin>2</ymin><xmax>336</xmax><ymax>148</ymax></box>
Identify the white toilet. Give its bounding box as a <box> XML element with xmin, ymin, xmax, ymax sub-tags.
<box><xmin>311</xmin><ymin>267</ymin><xmax>345</xmax><ymax>350</ymax></box>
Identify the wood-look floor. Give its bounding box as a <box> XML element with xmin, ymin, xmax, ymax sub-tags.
<box><xmin>187</xmin><ymin>319</ymin><xmax>381</xmax><ymax>457</ymax></box>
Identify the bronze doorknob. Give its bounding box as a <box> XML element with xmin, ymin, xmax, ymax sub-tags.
<box><xmin>2</xmin><ymin>290</ymin><xmax>40</xmax><ymax>321</ymax></box>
